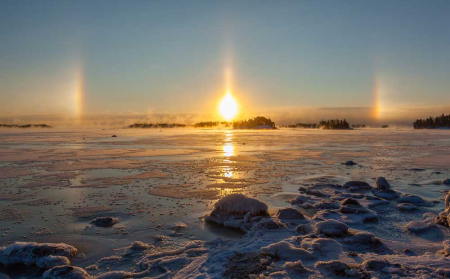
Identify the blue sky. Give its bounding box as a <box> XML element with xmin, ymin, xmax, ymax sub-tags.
<box><xmin>1</xmin><ymin>0</ymin><xmax>450</xmax><ymax>121</ymax></box>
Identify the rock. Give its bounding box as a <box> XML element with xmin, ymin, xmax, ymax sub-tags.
<box><xmin>442</xmin><ymin>179</ymin><xmax>450</xmax><ymax>185</ymax></box>
<box><xmin>398</xmin><ymin>194</ymin><xmax>433</xmax><ymax>207</ymax></box>
<box><xmin>344</xmin><ymin>161</ymin><xmax>357</xmax><ymax>166</ymax></box>
<box><xmin>342</xmin><ymin>198</ymin><xmax>361</xmax><ymax>206</ymax></box>
<box><xmin>0</xmin><ymin>242</ymin><xmax>77</xmax><ymax>269</ymax></box>
<box><xmin>43</xmin><ymin>265</ymin><xmax>91</xmax><ymax>279</ymax></box>
<box><xmin>296</xmin><ymin>224</ymin><xmax>313</xmax><ymax>234</ymax></box>
<box><xmin>261</xmin><ymin>241</ymin><xmax>316</xmax><ymax>261</ymax></box>
<box><xmin>398</xmin><ymin>203</ymin><xmax>418</xmax><ymax>211</ymax></box>
<box><xmin>275</xmin><ymin>208</ymin><xmax>304</xmax><ymax>220</ymax></box>
<box><xmin>111</xmin><ymin>135</ymin><xmax>117</xmax><ymax>137</ymax></box>
<box><xmin>375</xmin><ymin>177</ymin><xmax>391</xmax><ymax>190</ymax></box>
<box><xmin>315</xmin><ymin>260</ymin><xmax>359</xmax><ymax>277</ymax></box>
<box><xmin>90</xmin><ymin>217</ymin><xmax>120</xmax><ymax>227</ymax></box>
<box><xmin>314</xmin><ymin>220</ymin><xmax>348</xmax><ymax>237</ymax></box>
<box><xmin>283</xmin><ymin>260</ymin><xmax>313</xmax><ymax>274</ymax></box>
<box><xmin>343</xmin><ymin>181</ymin><xmax>371</xmax><ymax>191</ymax></box>
<box><xmin>406</xmin><ymin>221</ymin><xmax>436</xmax><ymax>233</ymax></box>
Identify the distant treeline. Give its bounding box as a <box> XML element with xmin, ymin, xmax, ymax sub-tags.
<box><xmin>0</xmin><ymin>124</ymin><xmax>51</xmax><ymax>128</ymax></box>
<box><xmin>232</xmin><ymin>116</ymin><xmax>276</xmax><ymax>129</ymax></box>
<box><xmin>318</xmin><ymin>119</ymin><xmax>350</xmax><ymax>129</ymax></box>
<box><xmin>193</xmin><ymin>121</ymin><xmax>232</xmax><ymax>128</ymax></box>
<box><xmin>284</xmin><ymin>119</ymin><xmax>351</xmax><ymax>130</ymax></box>
<box><xmin>413</xmin><ymin>114</ymin><xmax>450</xmax><ymax>129</ymax></box>
<box><xmin>284</xmin><ymin>123</ymin><xmax>318</xmax><ymax>128</ymax></box>
<box><xmin>128</xmin><ymin>123</ymin><xmax>186</xmax><ymax>128</ymax></box>
<box><xmin>351</xmin><ymin>124</ymin><xmax>366</xmax><ymax>128</ymax></box>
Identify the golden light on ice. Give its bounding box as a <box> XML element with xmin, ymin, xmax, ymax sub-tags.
<box><xmin>219</xmin><ymin>93</ymin><xmax>238</xmax><ymax>121</ymax></box>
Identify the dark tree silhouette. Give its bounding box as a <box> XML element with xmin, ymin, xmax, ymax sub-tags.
<box><xmin>318</xmin><ymin>119</ymin><xmax>350</xmax><ymax>129</ymax></box>
<box><xmin>0</xmin><ymin>124</ymin><xmax>51</xmax><ymax>128</ymax></box>
<box><xmin>128</xmin><ymin>123</ymin><xmax>186</xmax><ymax>128</ymax></box>
<box><xmin>413</xmin><ymin>114</ymin><xmax>450</xmax><ymax>129</ymax></box>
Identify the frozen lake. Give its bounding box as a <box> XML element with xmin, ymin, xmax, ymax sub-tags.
<box><xmin>0</xmin><ymin>128</ymin><xmax>449</xmax><ymax>278</ymax></box>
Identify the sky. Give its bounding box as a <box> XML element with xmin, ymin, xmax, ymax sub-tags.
<box><xmin>1</xmin><ymin>0</ymin><xmax>450</xmax><ymax>125</ymax></box>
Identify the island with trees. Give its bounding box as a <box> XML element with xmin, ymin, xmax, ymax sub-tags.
<box><xmin>232</xmin><ymin>116</ymin><xmax>276</xmax><ymax>129</ymax></box>
<box><xmin>318</xmin><ymin>119</ymin><xmax>350</xmax><ymax>129</ymax></box>
<box><xmin>413</xmin><ymin>114</ymin><xmax>450</xmax><ymax>129</ymax></box>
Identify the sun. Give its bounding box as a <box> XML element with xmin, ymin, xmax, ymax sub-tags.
<box><xmin>219</xmin><ymin>93</ymin><xmax>238</xmax><ymax>121</ymax></box>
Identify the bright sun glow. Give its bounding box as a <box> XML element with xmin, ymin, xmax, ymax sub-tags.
<box><xmin>219</xmin><ymin>93</ymin><xmax>238</xmax><ymax>121</ymax></box>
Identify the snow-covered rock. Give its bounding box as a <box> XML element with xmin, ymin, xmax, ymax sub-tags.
<box><xmin>398</xmin><ymin>203</ymin><xmax>418</xmax><ymax>211</ymax></box>
<box><xmin>0</xmin><ymin>242</ymin><xmax>77</xmax><ymax>269</ymax></box>
<box><xmin>348</xmin><ymin>231</ymin><xmax>381</xmax><ymax>245</ymax></box>
<box><xmin>275</xmin><ymin>208</ymin><xmax>304</xmax><ymax>220</ymax></box>
<box><xmin>362</xmin><ymin>259</ymin><xmax>390</xmax><ymax>271</ymax></box>
<box><xmin>90</xmin><ymin>217</ymin><xmax>120</xmax><ymax>227</ymax></box>
<box><xmin>406</xmin><ymin>221</ymin><xmax>436</xmax><ymax>233</ymax></box>
<box><xmin>43</xmin><ymin>265</ymin><xmax>90</xmax><ymax>279</ymax></box>
<box><xmin>398</xmin><ymin>194</ymin><xmax>433</xmax><ymax>207</ymax></box>
<box><xmin>282</xmin><ymin>260</ymin><xmax>313</xmax><ymax>274</ymax></box>
<box><xmin>205</xmin><ymin>194</ymin><xmax>268</xmax><ymax>231</ymax></box>
<box><xmin>128</xmin><ymin>241</ymin><xmax>150</xmax><ymax>251</ymax></box>
<box><xmin>261</xmin><ymin>241</ymin><xmax>316</xmax><ymax>261</ymax></box>
<box><xmin>296</xmin><ymin>224</ymin><xmax>313</xmax><ymax>234</ymax></box>
<box><xmin>343</xmin><ymin>181</ymin><xmax>371</xmax><ymax>191</ymax></box>
<box><xmin>375</xmin><ymin>177</ymin><xmax>391</xmax><ymax>190</ymax></box>
<box><xmin>442</xmin><ymin>240</ymin><xmax>450</xmax><ymax>256</ymax></box>
<box><xmin>314</xmin><ymin>220</ymin><xmax>349</xmax><ymax>237</ymax></box>
<box><xmin>315</xmin><ymin>260</ymin><xmax>360</xmax><ymax>277</ymax></box>
<box><xmin>435</xmin><ymin>192</ymin><xmax>450</xmax><ymax>228</ymax></box>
